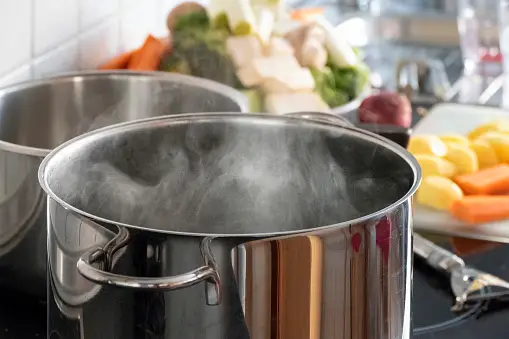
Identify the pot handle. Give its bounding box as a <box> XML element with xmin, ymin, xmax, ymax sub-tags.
<box><xmin>285</xmin><ymin>112</ymin><xmax>411</xmax><ymax>149</ymax></box>
<box><xmin>77</xmin><ymin>238</ymin><xmax>221</xmax><ymax>306</ymax></box>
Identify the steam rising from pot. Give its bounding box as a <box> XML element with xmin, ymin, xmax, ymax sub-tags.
<box><xmin>48</xmin><ymin>118</ymin><xmax>406</xmax><ymax>236</ymax></box>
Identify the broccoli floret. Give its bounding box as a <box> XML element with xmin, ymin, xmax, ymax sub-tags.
<box><xmin>311</xmin><ymin>58</ymin><xmax>370</xmax><ymax>107</ymax></box>
<box><xmin>173</xmin><ymin>11</ymin><xmax>210</xmax><ymax>33</ymax></box>
<box><xmin>161</xmin><ymin>27</ymin><xmax>240</xmax><ymax>88</ymax></box>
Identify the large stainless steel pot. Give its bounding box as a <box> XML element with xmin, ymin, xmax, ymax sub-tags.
<box><xmin>40</xmin><ymin>112</ymin><xmax>420</xmax><ymax>339</ymax></box>
<box><xmin>0</xmin><ymin>71</ymin><xmax>247</xmax><ymax>296</ymax></box>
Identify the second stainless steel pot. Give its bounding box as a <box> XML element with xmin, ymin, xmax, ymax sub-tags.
<box><xmin>0</xmin><ymin>71</ymin><xmax>247</xmax><ymax>295</ymax></box>
<box><xmin>40</xmin><ymin>112</ymin><xmax>420</xmax><ymax>339</ymax></box>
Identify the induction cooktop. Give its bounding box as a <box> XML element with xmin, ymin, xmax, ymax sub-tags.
<box><xmin>2</xmin><ymin>243</ymin><xmax>509</xmax><ymax>339</ymax></box>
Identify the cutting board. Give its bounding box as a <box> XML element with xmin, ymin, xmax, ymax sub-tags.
<box><xmin>412</xmin><ymin>103</ymin><xmax>509</xmax><ymax>243</ymax></box>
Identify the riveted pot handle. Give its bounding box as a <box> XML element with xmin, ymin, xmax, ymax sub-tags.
<box><xmin>77</xmin><ymin>238</ymin><xmax>221</xmax><ymax>306</ymax></box>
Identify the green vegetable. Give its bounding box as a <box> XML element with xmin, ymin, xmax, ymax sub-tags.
<box><xmin>241</xmin><ymin>89</ymin><xmax>263</xmax><ymax>112</ymax></box>
<box><xmin>311</xmin><ymin>58</ymin><xmax>370</xmax><ymax>107</ymax></box>
<box><xmin>213</xmin><ymin>12</ymin><xmax>230</xmax><ymax>31</ymax></box>
<box><xmin>233</xmin><ymin>21</ymin><xmax>254</xmax><ymax>36</ymax></box>
<box><xmin>160</xmin><ymin>21</ymin><xmax>241</xmax><ymax>88</ymax></box>
<box><xmin>173</xmin><ymin>11</ymin><xmax>210</xmax><ymax>33</ymax></box>
<box><xmin>352</xmin><ymin>47</ymin><xmax>364</xmax><ymax>59</ymax></box>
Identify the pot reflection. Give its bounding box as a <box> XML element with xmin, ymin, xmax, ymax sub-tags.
<box><xmin>241</xmin><ymin>215</ymin><xmax>409</xmax><ymax>339</ymax></box>
<box><xmin>48</xmin><ymin>197</ymin><xmax>412</xmax><ymax>339</ymax></box>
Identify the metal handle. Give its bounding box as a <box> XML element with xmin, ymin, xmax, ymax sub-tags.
<box><xmin>395</xmin><ymin>58</ymin><xmax>452</xmax><ymax>102</ymax></box>
<box><xmin>284</xmin><ymin>111</ymin><xmax>355</xmax><ymax>127</ymax></box>
<box><xmin>286</xmin><ymin>111</ymin><xmax>412</xmax><ymax>148</ymax></box>
<box><xmin>77</xmin><ymin>237</ymin><xmax>222</xmax><ymax>306</ymax></box>
<box><xmin>413</xmin><ymin>233</ymin><xmax>465</xmax><ymax>274</ymax></box>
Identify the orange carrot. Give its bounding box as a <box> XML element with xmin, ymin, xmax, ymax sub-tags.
<box><xmin>290</xmin><ymin>7</ymin><xmax>324</xmax><ymax>21</ymax></box>
<box><xmin>127</xmin><ymin>35</ymin><xmax>166</xmax><ymax>71</ymax></box>
<box><xmin>453</xmin><ymin>164</ymin><xmax>509</xmax><ymax>195</ymax></box>
<box><xmin>450</xmin><ymin>195</ymin><xmax>509</xmax><ymax>224</ymax></box>
<box><xmin>98</xmin><ymin>50</ymin><xmax>136</xmax><ymax>70</ymax></box>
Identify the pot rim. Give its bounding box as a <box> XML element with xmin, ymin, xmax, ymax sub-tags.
<box><xmin>39</xmin><ymin>112</ymin><xmax>422</xmax><ymax>238</ymax></box>
<box><xmin>0</xmin><ymin>70</ymin><xmax>249</xmax><ymax>158</ymax></box>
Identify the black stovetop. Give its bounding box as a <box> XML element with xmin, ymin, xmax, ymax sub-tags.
<box><xmin>412</xmin><ymin>242</ymin><xmax>509</xmax><ymax>339</ymax></box>
<box><xmin>2</xmin><ymin>243</ymin><xmax>509</xmax><ymax>339</ymax></box>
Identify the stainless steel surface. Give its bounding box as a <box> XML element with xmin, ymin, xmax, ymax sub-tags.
<box><xmin>41</xmin><ymin>113</ymin><xmax>420</xmax><ymax>339</ymax></box>
<box><xmin>414</xmin><ymin>233</ymin><xmax>509</xmax><ymax>312</ymax></box>
<box><xmin>285</xmin><ymin>111</ymin><xmax>354</xmax><ymax>126</ymax></box>
<box><xmin>77</xmin><ymin>235</ymin><xmax>222</xmax><ymax>306</ymax></box>
<box><xmin>413</xmin><ymin>233</ymin><xmax>465</xmax><ymax>274</ymax></box>
<box><xmin>395</xmin><ymin>58</ymin><xmax>452</xmax><ymax>102</ymax></box>
<box><xmin>0</xmin><ymin>71</ymin><xmax>248</xmax><ymax>296</ymax></box>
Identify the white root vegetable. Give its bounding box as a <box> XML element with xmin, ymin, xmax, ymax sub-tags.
<box><xmin>284</xmin><ymin>23</ymin><xmax>326</xmax><ymax>69</ymax></box>
<box><xmin>300</xmin><ymin>39</ymin><xmax>327</xmax><ymax>70</ymax></box>
<box><xmin>314</xmin><ymin>16</ymin><xmax>358</xmax><ymax>67</ymax></box>
<box><xmin>208</xmin><ymin>0</ymin><xmax>257</xmax><ymax>33</ymax></box>
<box><xmin>256</xmin><ymin>6</ymin><xmax>275</xmax><ymax>46</ymax></box>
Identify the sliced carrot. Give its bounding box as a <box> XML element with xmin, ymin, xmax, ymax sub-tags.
<box><xmin>290</xmin><ymin>7</ymin><xmax>324</xmax><ymax>22</ymax></box>
<box><xmin>450</xmin><ymin>195</ymin><xmax>509</xmax><ymax>224</ymax></box>
<box><xmin>98</xmin><ymin>50</ymin><xmax>136</xmax><ymax>70</ymax></box>
<box><xmin>450</xmin><ymin>237</ymin><xmax>501</xmax><ymax>256</ymax></box>
<box><xmin>127</xmin><ymin>35</ymin><xmax>167</xmax><ymax>71</ymax></box>
<box><xmin>453</xmin><ymin>164</ymin><xmax>509</xmax><ymax>195</ymax></box>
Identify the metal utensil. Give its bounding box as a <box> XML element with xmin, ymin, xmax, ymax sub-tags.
<box><xmin>395</xmin><ymin>58</ymin><xmax>453</xmax><ymax>103</ymax></box>
<box><xmin>413</xmin><ymin>233</ymin><xmax>509</xmax><ymax>311</ymax></box>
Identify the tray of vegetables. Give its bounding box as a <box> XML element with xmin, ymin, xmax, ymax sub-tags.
<box><xmin>155</xmin><ymin>1</ymin><xmax>371</xmax><ymax>114</ymax></box>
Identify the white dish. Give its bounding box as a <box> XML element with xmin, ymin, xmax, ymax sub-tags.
<box><xmin>413</xmin><ymin>102</ymin><xmax>509</xmax><ymax>242</ymax></box>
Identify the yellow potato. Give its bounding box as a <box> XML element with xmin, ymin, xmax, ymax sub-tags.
<box><xmin>477</xmin><ymin>132</ymin><xmax>509</xmax><ymax>163</ymax></box>
<box><xmin>417</xmin><ymin>176</ymin><xmax>464</xmax><ymax>211</ymax></box>
<box><xmin>414</xmin><ymin>154</ymin><xmax>457</xmax><ymax>178</ymax></box>
<box><xmin>468</xmin><ymin>119</ymin><xmax>509</xmax><ymax>140</ymax></box>
<box><xmin>444</xmin><ymin>143</ymin><xmax>478</xmax><ymax>175</ymax></box>
<box><xmin>408</xmin><ymin>135</ymin><xmax>448</xmax><ymax>157</ymax></box>
<box><xmin>470</xmin><ymin>139</ymin><xmax>499</xmax><ymax>169</ymax></box>
<box><xmin>440</xmin><ymin>134</ymin><xmax>470</xmax><ymax>146</ymax></box>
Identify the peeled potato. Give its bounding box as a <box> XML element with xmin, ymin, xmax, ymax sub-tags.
<box><xmin>468</xmin><ymin>119</ymin><xmax>509</xmax><ymax>140</ymax></box>
<box><xmin>470</xmin><ymin>139</ymin><xmax>499</xmax><ymax>169</ymax></box>
<box><xmin>477</xmin><ymin>132</ymin><xmax>509</xmax><ymax>162</ymax></box>
<box><xmin>414</xmin><ymin>154</ymin><xmax>457</xmax><ymax>178</ymax></box>
<box><xmin>440</xmin><ymin>134</ymin><xmax>470</xmax><ymax>146</ymax></box>
<box><xmin>408</xmin><ymin>135</ymin><xmax>448</xmax><ymax>157</ymax></box>
<box><xmin>417</xmin><ymin>176</ymin><xmax>464</xmax><ymax>211</ymax></box>
<box><xmin>444</xmin><ymin>143</ymin><xmax>478</xmax><ymax>175</ymax></box>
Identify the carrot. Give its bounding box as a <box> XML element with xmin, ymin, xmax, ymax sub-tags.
<box><xmin>453</xmin><ymin>164</ymin><xmax>509</xmax><ymax>195</ymax></box>
<box><xmin>290</xmin><ymin>7</ymin><xmax>324</xmax><ymax>22</ymax></box>
<box><xmin>450</xmin><ymin>195</ymin><xmax>509</xmax><ymax>224</ymax></box>
<box><xmin>127</xmin><ymin>35</ymin><xmax>166</xmax><ymax>71</ymax></box>
<box><xmin>98</xmin><ymin>50</ymin><xmax>136</xmax><ymax>70</ymax></box>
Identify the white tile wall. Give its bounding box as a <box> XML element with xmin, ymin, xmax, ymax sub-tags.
<box><xmin>0</xmin><ymin>0</ymin><xmax>189</xmax><ymax>86</ymax></box>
